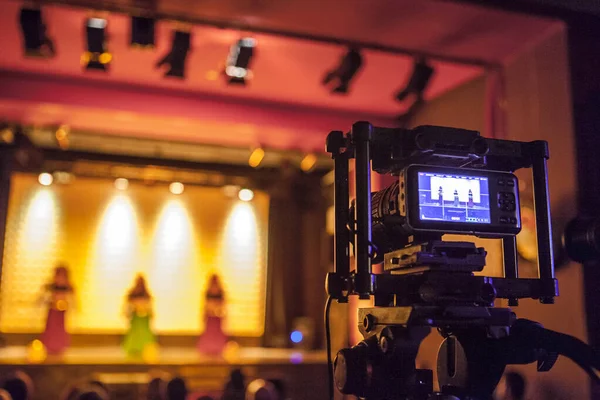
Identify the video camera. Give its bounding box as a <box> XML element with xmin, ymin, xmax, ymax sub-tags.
<box><xmin>324</xmin><ymin>122</ymin><xmax>599</xmax><ymax>400</ymax></box>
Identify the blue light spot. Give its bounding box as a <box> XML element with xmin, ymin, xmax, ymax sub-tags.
<box><xmin>290</xmin><ymin>330</ymin><xmax>303</xmax><ymax>344</ymax></box>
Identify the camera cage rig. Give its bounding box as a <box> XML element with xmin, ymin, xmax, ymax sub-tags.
<box><xmin>324</xmin><ymin>122</ymin><xmax>598</xmax><ymax>400</ymax></box>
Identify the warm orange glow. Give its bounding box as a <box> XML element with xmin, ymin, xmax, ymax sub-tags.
<box><xmin>300</xmin><ymin>153</ymin><xmax>317</xmax><ymax>172</ymax></box>
<box><xmin>38</xmin><ymin>172</ymin><xmax>53</xmax><ymax>186</ymax></box>
<box><xmin>99</xmin><ymin>52</ymin><xmax>112</xmax><ymax>64</ymax></box>
<box><xmin>56</xmin><ymin>300</ymin><xmax>68</xmax><ymax>311</ymax></box>
<box><xmin>55</xmin><ymin>125</ymin><xmax>69</xmax><ymax>148</ymax></box>
<box><xmin>27</xmin><ymin>340</ymin><xmax>47</xmax><ymax>363</ymax></box>
<box><xmin>55</xmin><ymin>129</ymin><xmax>66</xmax><ymax>141</ymax></box>
<box><xmin>248</xmin><ymin>147</ymin><xmax>265</xmax><ymax>168</ymax></box>
<box><xmin>80</xmin><ymin>51</ymin><xmax>91</xmax><ymax>66</ymax></box>
<box><xmin>205</xmin><ymin>70</ymin><xmax>219</xmax><ymax>81</ymax></box>
<box><xmin>0</xmin><ymin>127</ymin><xmax>14</xmax><ymax>143</ymax></box>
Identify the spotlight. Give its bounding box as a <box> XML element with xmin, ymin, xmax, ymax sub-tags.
<box><xmin>225</xmin><ymin>37</ymin><xmax>256</xmax><ymax>85</ymax></box>
<box><xmin>300</xmin><ymin>153</ymin><xmax>317</xmax><ymax>172</ymax></box>
<box><xmin>248</xmin><ymin>147</ymin><xmax>265</xmax><ymax>168</ymax></box>
<box><xmin>156</xmin><ymin>30</ymin><xmax>191</xmax><ymax>78</ymax></box>
<box><xmin>55</xmin><ymin>125</ymin><xmax>69</xmax><ymax>150</ymax></box>
<box><xmin>169</xmin><ymin>181</ymin><xmax>185</xmax><ymax>195</ymax></box>
<box><xmin>322</xmin><ymin>47</ymin><xmax>363</xmax><ymax>94</ymax></box>
<box><xmin>38</xmin><ymin>172</ymin><xmax>53</xmax><ymax>186</ymax></box>
<box><xmin>83</xmin><ymin>17</ymin><xmax>111</xmax><ymax>71</ymax></box>
<box><xmin>238</xmin><ymin>188</ymin><xmax>254</xmax><ymax>202</ymax></box>
<box><xmin>114</xmin><ymin>178</ymin><xmax>129</xmax><ymax>191</ymax></box>
<box><xmin>130</xmin><ymin>16</ymin><xmax>155</xmax><ymax>48</ymax></box>
<box><xmin>395</xmin><ymin>58</ymin><xmax>435</xmax><ymax>102</ymax></box>
<box><xmin>19</xmin><ymin>7</ymin><xmax>55</xmax><ymax>58</ymax></box>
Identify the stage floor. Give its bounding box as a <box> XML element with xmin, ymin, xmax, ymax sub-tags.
<box><xmin>0</xmin><ymin>345</ymin><xmax>326</xmax><ymax>365</ymax></box>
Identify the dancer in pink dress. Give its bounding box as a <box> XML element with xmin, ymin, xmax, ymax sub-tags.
<box><xmin>40</xmin><ymin>265</ymin><xmax>74</xmax><ymax>354</ymax></box>
<box><xmin>196</xmin><ymin>274</ymin><xmax>228</xmax><ymax>356</ymax></box>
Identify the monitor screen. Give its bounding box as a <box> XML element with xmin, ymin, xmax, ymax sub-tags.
<box><xmin>417</xmin><ymin>171</ymin><xmax>491</xmax><ymax>224</ymax></box>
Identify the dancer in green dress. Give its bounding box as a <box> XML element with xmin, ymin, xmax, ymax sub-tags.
<box><xmin>122</xmin><ymin>274</ymin><xmax>156</xmax><ymax>357</ymax></box>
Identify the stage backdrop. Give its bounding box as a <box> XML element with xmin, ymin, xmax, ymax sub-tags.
<box><xmin>0</xmin><ymin>173</ymin><xmax>269</xmax><ymax>337</ymax></box>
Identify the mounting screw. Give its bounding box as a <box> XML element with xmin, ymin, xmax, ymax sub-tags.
<box><xmin>363</xmin><ymin>314</ymin><xmax>375</xmax><ymax>332</ymax></box>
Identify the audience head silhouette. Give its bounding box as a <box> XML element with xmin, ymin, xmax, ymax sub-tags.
<box><xmin>2</xmin><ymin>371</ymin><xmax>33</xmax><ymax>400</ymax></box>
<box><xmin>166</xmin><ymin>377</ymin><xmax>187</xmax><ymax>400</ymax></box>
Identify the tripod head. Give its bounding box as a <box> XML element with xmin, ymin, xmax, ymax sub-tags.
<box><xmin>324</xmin><ymin>122</ymin><xmax>598</xmax><ymax>400</ymax></box>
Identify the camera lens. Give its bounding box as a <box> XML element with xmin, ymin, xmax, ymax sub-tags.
<box><xmin>563</xmin><ymin>217</ymin><xmax>600</xmax><ymax>263</ymax></box>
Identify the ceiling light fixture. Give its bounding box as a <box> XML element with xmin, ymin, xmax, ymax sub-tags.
<box><xmin>156</xmin><ymin>29</ymin><xmax>191</xmax><ymax>78</ymax></box>
<box><xmin>322</xmin><ymin>47</ymin><xmax>363</xmax><ymax>94</ymax></box>
<box><xmin>83</xmin><ymin>17</ymin><xmax>111</xmax><ymax>71</ymax></box>
<box><xmin>225</xmin><ymin>37</ymin><xmax>256</xmax><ymax>85</ymax></box>
<box><xmin>130</xmin><ymin>16</ymin><xmax>155</xmax><ymax>48</ymax></box>
<box><xmin>395</xmin><ymin>58</ymin><xmax>435</xmax><ymax>103</ymax></box>
<box><xmin>19</xmin><ymin>7</ymin><xmax>55</xmax><ymax>58</ymax></box>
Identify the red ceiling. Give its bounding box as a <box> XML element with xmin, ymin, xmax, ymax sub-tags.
<box><xmin>0</xmin><ymin>0</ymin><xmax>563</xmax><ymax>151</ymax></box>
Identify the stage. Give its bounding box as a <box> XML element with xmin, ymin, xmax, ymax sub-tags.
<box><xmin>0</xmin><ymin>346</ymin><xmax>329</xmax><ymax>400</ymax></box>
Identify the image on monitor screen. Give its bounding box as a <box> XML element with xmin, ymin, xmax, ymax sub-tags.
<box><xmin>417</xmin><ymin>172</ymin><xmax>491</xmax><ymax>224</ymax></box>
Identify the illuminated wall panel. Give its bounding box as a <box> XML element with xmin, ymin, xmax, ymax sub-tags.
<box><xmin>0</xmin><ymin>173</ymin><xmax>269</xmax><ymax>336</ymax></box>
<box><xmin>220</xmin><ymin>202</ymin><xmax>267</xmax><ymax>335</ymax></box>
<box><xmin>0</xmin><ymin>178</ymin><xmax>62</xmax><ymax>331</ymax></box>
